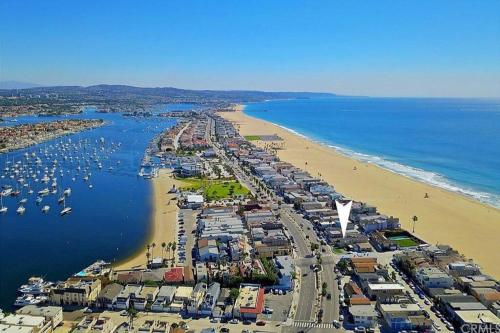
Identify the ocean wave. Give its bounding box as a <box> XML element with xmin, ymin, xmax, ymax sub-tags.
<box><xmin>269</xmin><ymin>123</ymin><xmax>500</xmax><ymax>208</ymax></box>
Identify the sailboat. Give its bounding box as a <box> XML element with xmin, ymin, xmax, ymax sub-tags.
<box><xmin>60</xmin><ymin>198</ymin><xmax>72</xmax><ymax>216</ymax></box>
<box><xmin>41</xmin><ymin>205</ymin><xmax>50</xmax><ymax>213</ymax></box>
<box><xmin>0</xmin><ymin>196</ymin><xmax>7</xmax><ymax>214</ymax></box>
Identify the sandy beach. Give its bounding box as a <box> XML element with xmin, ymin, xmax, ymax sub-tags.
<box><xmin>114</xmin><ymin>169</ymin><xmax>181</xmax><ymax>270</ymax></box>
<box><xmin>221</xmin><ymin>105</ymin><xmax>500</xmax><ymax>278</ymax></box>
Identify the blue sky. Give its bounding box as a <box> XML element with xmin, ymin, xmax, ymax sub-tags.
<box><xmin>1</xmin><ymin>0</ymin><xmax>499</xmax><ymax>97</ymax></box>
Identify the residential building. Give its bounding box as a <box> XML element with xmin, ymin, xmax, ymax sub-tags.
<box><xmin>151</xmin><ymin>286</ymin><xmax>177</xmax><ymax>312</ymax></box>
<box><xmin>50</xmin><ymin>277</ymin><xmax>101</xmax><ymax>307</ymax></box>
<box><xmin>415</xmin><ymin>267</ymin><xmax>454</xmax><ymax>289</ymax></box>
<box><xmin>274</xmin><ymin>256</ymin><xmax>294</xmax><ymax>290</ymax></box>
<box><xmin>96</xmin><ymin>283</ymin><xmax>123</xmax><ymax>309</ymax></box>
<box><xmin>186</xmin><ymin>283</ymin><xmax>207</xmax><ymax>315</ymax></box>
<box><xmin>200</xmin><ymin>283</ymin><xmax>221</xmax><ymax>316</ymax></box>
<box><xmin>74</xmin><ymin>316</ymin><xmax>116</xmax><ymax>333</ymax></box>
<box><xmin>0</xmin><ymin>315</ymin><xmax>50</xmax><ymax>333</ymax></box>
<box><xmin>349</xmin><ymin>305</ymin><xmax>377</xmax><ymax>328</ymax></box>
<box><xmin>233</xmin><ymin>284</ymin><xmax>264</xmax><ymax>319</ymax></box>
<box><xmin>115</xmin><ymin>284</ymin><xmax>142</xmax><ymax>310</ymax></box>
<box><xmin>379</xmin><ymin>303</ymin><xmax>431</xmax><ymax>332</ymax></box>
<box><xmin>16</xmin><ymin>306</ymin><xmax>63</xmax><ymax>330</ymax></box>
<box><xmin>134</xmin><ymin>286</ymin><xmax>159</xmax><ymax>310</ymax></box>
<box><xmin>367</xmin><ymin>283</ymin><xmax>405</xmax><ymax>301</ymax></box>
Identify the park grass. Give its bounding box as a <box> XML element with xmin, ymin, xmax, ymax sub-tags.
<box><xmin>179</xmin><ymin>178</ymin><xmax>250</xmax><ymax>201</ymax></box>
<box><xmin>392</xmin><ymin>238</ymin><xmax>419</xmax><ymax>248</ymax></box>
<box><xmin>244</xmin><ymin>135</ymin><xmax>261</xmax><ymax>141</ymax></box>
<box><xmin>331</xmin><ymin>247</ymin><xmax>346</xmax><ymax>254</ymax></box>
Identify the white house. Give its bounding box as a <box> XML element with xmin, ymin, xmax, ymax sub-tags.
<box><xmin>415</xmin><ymin>267</ymin><xmax>454</xmax><ymax>289</ymax></box>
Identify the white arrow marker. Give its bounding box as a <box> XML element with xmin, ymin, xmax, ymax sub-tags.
<box><xmin>336</xmin><ymin>200</ymin><xmax>352</xmax><ymax>238</ymax></box>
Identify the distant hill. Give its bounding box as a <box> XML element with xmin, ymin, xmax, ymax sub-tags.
<box><xmin>0</xmin><ymin>81</ymin><xmax>44</xmax><ymax>89</ymax></box>
<box><xmin>0</xmin><ymin>84</ymin><xmax>337</xmax><ymax>102</ymax></box>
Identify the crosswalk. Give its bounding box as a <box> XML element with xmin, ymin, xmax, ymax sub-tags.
<box><xmin>290</xmin><ymin>321</ymin><xmax>336</xmax><ymax>329</ymax></box>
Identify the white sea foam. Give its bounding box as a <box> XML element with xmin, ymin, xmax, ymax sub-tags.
<box><xmin>269</xmin><ymin>122</ymin><xmax>500</xmax><ymax>208</ymax></box>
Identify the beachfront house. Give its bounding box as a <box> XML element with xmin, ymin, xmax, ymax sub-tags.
<box><xmin>151</xmin><ymin>286</ymin><xmax>177</xmax><ymax>312</ymax></box>
<box><xmin>115</xmin><ymin>285</ymin><xmax>142</xmax><ymax>310</ymax></box>
<box><xmin>415</xmin><ymin>267</ymin><xmax>454</xmax><ymax>289</ymax></box>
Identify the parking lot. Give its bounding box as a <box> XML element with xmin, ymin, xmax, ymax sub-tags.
<box><xmin>176</xmin><ymin>208</ymin><xmax>198</xmax><ymax>266</ymax></box>
<box><xmin>260</xmin><ymin>291</ymin><xmax>293</xmax><ymax>322</ymax></box>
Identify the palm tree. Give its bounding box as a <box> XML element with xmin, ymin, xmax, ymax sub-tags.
<box><xmin>161</xmin><ymin>242</ymin><xmax>166</xmax><ymax>260</ymax></box>
<box><xmin>412</xmin><ymin>215</ymin><xmax>418</xmax><ymax>233</ymax></box>
<box><xmin>171</xmin><ymin>242</ymin><xmax>177</xmax><ymax>260</ymax></box>
<box><xmin>146</xmin><ymin>252</ymin><xmax>151</xmax><ymax>266</ymax></box>
<box><xmin>167</xmin><ymin>242</ymin><xmax>172</xmax><ymax>260</ymax></box>
<box><xmin>151</xmin><ymin>242</ymin><xmax>156</xmax><ymax>258</ymax></box>
<box><xmin>127</xmin><ymin>304</ymin><xmax>137</xmax><ymax>329</ymax></box>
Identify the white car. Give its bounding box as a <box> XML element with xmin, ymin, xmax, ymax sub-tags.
<box><xmin>263</xmin><ymin>307</ymin><xmax>274</xmax><ymax>314</ymax></box>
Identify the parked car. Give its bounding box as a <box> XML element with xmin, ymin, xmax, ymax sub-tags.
<box><xmin>229</xmin><ymin>319</ymin><xmax>238</xmax><ymax>324</ymax></box>
<box><xmin>256</xmin><ymin>321</ymin><xmax>266</xmax><ymax>326</ymax></box>
<box><xmin>263</xmin><ymin>307</ymin><xmax>274</xmax><ymax>314</ymax></box>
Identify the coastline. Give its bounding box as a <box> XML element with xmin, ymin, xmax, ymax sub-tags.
<box><xmin>114</xmin><ymin>169</ymin><xmax>181</xmax><ymax>270</ymax></box>
<box><xmin>222</xmin><ymin>105</ymin><xmax>500</xmax><ymax>278</ymax></box>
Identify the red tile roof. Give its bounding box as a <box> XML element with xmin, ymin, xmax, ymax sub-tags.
<box><xmin>164</xmin><ymin>267</ymin><xmax>184</xmax><ymax>283</ymax></box>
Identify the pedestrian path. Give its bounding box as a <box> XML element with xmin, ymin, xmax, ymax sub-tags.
<box><xmin>290</xmin><ymin>321</ymin><xmax>336</xmax><ymax>329</ymax></box>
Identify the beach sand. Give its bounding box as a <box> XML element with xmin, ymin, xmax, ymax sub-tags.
<box><xmin>114</xmin><ymin>169</ymin><xmax>181</xmax><ymax>270</ymax></box>
<box><xmin>220</xmin><ymin>105</ymin><xmax>500</xmax><ymax>278</ymax></box>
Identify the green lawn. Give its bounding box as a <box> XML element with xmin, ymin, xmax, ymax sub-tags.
<box><xmin>392</xmin><ymin>238</ymin><xmax>419</xmax><ymax>248</ymax></box>
<box><xmin>179</xmin><ymin>178</ymin><xmax>250</xmax><ymax>201</ymax></box>
<box><xmin>244</xmin><ymin>135</ymin><xmax>261</xmax><ymax>141</ymax></box>
<box><xmin>331</xmin><ymin>247</ymin><xmax>346</xmax><ymax>254</ymax></box>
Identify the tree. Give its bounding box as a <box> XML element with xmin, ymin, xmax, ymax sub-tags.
<box><xmin>146</xmin><ymin>252</ymin><xmax>151</xmax><ymax>266</ymax></box>
<box><xmin>127</xmin><ymin>302</ymin><xmax>137</xmax><ymax>328</ymax></box>
<box><xmin>151</xmin><ymin>242</ymin><xmax>156</xmax><ymax>258</ymax></box>
<box><xmin>167</xmin><ymin>242</ymin><xmax>172</xmax><ymax>260</ymax></box>
<box><xmin>412</xmin><ymin>215</ymin><xmax>418</xmax><ymax>233</ymax></box>
<box><xmin>161</xmin><ymin>242</ymin><xmax>166</xmax><ymax>260</ymax></box>
<box><xmin>229</xmin><ymin>288</ymin><xmax>240</xmax><ymax>302</ymax></box>
<box><xmin>171</xmin><ymin>242</ymin><xmax>176</xmax><ymax>260</ymax></box>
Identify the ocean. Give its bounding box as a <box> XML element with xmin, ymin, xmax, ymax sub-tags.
<box><xmin>0</xmin><ymin>104</ymin><xmax>193</xmax><ymax>309</ymax></box>
<box><xmin>244</xmin><ymin>98</ymin><xmax>500</xmax><ymax>208</ymax></box>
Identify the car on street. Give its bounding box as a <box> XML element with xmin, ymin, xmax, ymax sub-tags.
<box><xmin>229</xmin><ymin>319</ymin><xmax>238</xmax><ymax>324</ymax></box>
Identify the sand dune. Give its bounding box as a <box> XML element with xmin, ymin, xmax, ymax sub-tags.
<box><xmin>221</xmin><ymin>106</ymin><xmax>500</xmax><ymax>278</ymax></box>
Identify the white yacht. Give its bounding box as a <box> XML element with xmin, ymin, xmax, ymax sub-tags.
<box><xmin>1</xmin><ymin>188</ymin><xmax>13</xmax><ymax>197</ymax></box>
<box><xmin>63</xmin><ymin>187</ymin><xmax>71</xmax><ymax>196</ymax></box>
<box><xmin>16</xmin><ymin>205</ymin><xmax>26</xmax><ymax>215</ymax></box>
<box><xmin>60</xmin><ymin>206</ymin><xmax>72</xmax><ymax>216</ymax></box>
<box><xmin>41</xmin><ymin>205</ymin><xmax>50</xmax><ymax>213</ymax></box>
<box><xmin>38</xmin><ymin>188</ymin><xmax>50</xmax><ymax>196</ymax></box>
